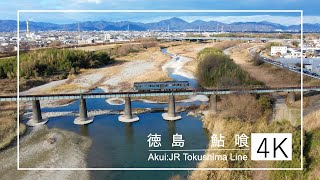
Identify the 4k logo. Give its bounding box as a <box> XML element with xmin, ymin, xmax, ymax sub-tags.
<box><xmin>251</xmin><ymin>133</ymin><xmax>292</xmax><ymax>160</ymax></box>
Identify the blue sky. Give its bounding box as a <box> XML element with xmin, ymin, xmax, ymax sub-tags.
<box><xmin>1</xmin><ymin>0</ymin><xmax>320</xmax><ymax>25</ymax></box>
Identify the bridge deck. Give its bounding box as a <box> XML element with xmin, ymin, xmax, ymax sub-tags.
<box><xmin>1</xmin><ymin>87</ymin><xmax>319</xmax><ymax>102</ymax></box>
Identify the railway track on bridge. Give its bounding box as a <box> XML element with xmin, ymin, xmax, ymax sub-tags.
<box><xmin>1</xmin><ymin>86</ymin><xmax>319</xmax><ymax>102</ymax></box>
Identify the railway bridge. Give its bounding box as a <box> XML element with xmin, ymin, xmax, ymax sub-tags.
<box><xmin>1</xmin><ymin>86</ymin><xmax>319</xmax><ymax>126</ymax></box>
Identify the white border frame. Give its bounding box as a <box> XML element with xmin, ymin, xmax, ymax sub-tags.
<box><xmin>17</xmin><ymin>9</ymin><xmax>303</xmax><ymax>171</ymax></box>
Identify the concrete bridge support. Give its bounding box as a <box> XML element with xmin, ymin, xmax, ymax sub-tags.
<box><xmin>119</xmin><ymin>96</ymin><xmax>139</xmax><ymax>123</ymax></box>
<box><xmin>27</xmin><ymin>100</ymin><xmax>48</xmax><ymax>126</ymax></box>
<box><xmin>209</xmin><ymin>94</ymin><xmax>217</xmax><ymax>113</ymax></box>
<box><xmin>74</xmin><ymin>96</ymin><xmax>93</xmax><ymax>125</ymax></box>
<box><xmin>162</xmin><ymin>95</ymin><xmax>182</xmax><ymax>121</ymax></box>
<box><xmin>287</xmin><ymin>92</ymin><xmax>296</xmax><ymax>103</ymax></box>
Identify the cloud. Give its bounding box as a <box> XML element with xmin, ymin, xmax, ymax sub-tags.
<box><xmin>305</xmin><ymin>16</ymin><xmax>320</xmax><ymax>24</ymax></box>
<box><xmin>74</xmin><ymin>0</ymin><xmax>101</xmax><ymax>4</ymax></box>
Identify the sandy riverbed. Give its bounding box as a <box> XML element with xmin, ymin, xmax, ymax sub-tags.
<box><xmin>20</xmin><ymin>45</ymin><xmax>209</xmax><ymax>108</ymax></box>
<box><xmin>0</xmin><ymin>126</ymin><xmax>91</xmax><ymax>180</ymax></box>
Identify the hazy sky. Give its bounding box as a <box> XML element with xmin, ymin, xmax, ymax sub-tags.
<box><xmin>0</xmin><ymin>0</ymin><xmax>319</xmax><ymax>25</ymax></box>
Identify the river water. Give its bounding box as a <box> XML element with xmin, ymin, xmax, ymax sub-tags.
<box><xmin>31</xmin><ymin>48</ymin><xmax>210</xmax><ymax>179</ymax></box>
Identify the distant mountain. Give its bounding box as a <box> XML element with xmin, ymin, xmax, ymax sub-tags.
<box><xmin>0</xmin><ymin>17</ymin><xmax>318</xmax><ymax>32</ymax></box>
<box><xmin>287</xmin><ymin>23</ymin><xmax>320</xmax><ymax>32</ymax></box>
<box><xmin>0</xmin><ymin>20</ymin><xmax>18</xmax><ymax>32</ymax></box>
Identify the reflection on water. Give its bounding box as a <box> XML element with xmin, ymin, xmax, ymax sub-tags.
<box><xmin>80</xmin><ymin>125</ymin><xmax>89</xmax><ymax>137</ymax></box>
<box><xmin>167</xmin><ymin>120</ymin><xmax>176</xmax><ymax>139</ymax></box>
<box><xmin>125</xmin><ymin>122</ymin><xmax>134</xmax><ymax>147</ymax></box>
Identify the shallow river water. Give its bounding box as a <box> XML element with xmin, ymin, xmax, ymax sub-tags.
<box><xmin>26</xmin><ymin>49</ymin><xmax>210</xmax><ymax>179</ymax></box>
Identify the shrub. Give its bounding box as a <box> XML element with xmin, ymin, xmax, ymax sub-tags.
<box><xmin>258</xmin><ymin>95</ymin><xmax>274</xmax><ymax>111</ymax></box>
<box><xmin>220</xmin><ymin>94</ymin><xmax>263</xmax><ymax>122</ymax></box>
<box><xmin>110</xmin><ymin>41</ymin><xmax>158</xmax><ymax>57</ymax></box>
<box><xmin>0</xmin><ymin>57</ymin><xmax>16</xmax><ymax>79</ymax></box>
<box><xmin>196</xmin><ymin>47</ymin><xmax>263</xmax><ymax>88</ymax></box>
<box><xmin>18</xmin><ymin>48</ymin><xmax>113</xmax><ymax>78</ymax></box>
<box><xmin>0</xmin><ymin>49</ymin><xmax>114</xmax><ymax>79</ymax></box>
<box><xmin>292</xmin><ymin>41</ymin><xmax>299</xmax><ymax>47</ymax></box>
<box><xmin>252</xmin><ymin>53</ymin><xmax>264</xmax><ymax>66</ymax></box>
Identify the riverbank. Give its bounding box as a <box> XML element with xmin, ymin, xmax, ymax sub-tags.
<box><xmin>0</xmin><ymin>125</ymin><xmax>91</xmax><ymax>179</ymax></box>
<box><xmin>0</xmin><ymin>102</ymin><xmax>27</xmax><ymax>150</ymax></box>
<box><xmin>189</xmin><ymin>99</ymin><xmax>303</xmax><ymax>179</ymax></box>
<box><xmin>188</xmin><ymin>42</ymin><xmax>320</xmax><ymax>180</ymax></box>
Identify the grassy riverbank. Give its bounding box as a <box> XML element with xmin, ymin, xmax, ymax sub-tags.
<box><xmin>189</xmin><ymin>94</ymin><xmax>305</xmax><ymax>179</ymax></box>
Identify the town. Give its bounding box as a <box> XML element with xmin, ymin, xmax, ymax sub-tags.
<box><xmin>1</xmin><ymin>20</ymin><xmax>320</xmax><ymax>78</ymax></box>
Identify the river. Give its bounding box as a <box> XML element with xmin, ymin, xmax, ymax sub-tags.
<box><xmin>23</xmin><ymin>48</ymin><xmax>210</xmax><ymax>179</ymax></box>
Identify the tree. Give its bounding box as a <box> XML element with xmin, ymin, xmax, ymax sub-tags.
<box><xmin>292</xmin><ymin>41</ymin><xmax>299</xmax><ymax>47</ymax></box>
<box><xmin>252</xmin><ymin>53</ymin><xmax>264</xmax><ymax>66</ymax></box>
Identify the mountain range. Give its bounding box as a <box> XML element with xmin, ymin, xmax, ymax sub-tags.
<box><xmin>0</xmin><ymin>17</ymin><xmax>319</xmax><ymax>32</ymax></box>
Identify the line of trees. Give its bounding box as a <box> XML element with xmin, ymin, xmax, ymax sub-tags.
<box><xmin>196</xmin><ymin>47</ymin><xmax>263</xmax><ymax>88</ymax></box>
<box><xmin>0</xmin><ymin>48</ymin><xmax>114</xmax><ymax>79</ymax></box>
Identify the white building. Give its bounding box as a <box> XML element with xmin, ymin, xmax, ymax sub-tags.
<box><xmin>104</xmin><ymin>33</ymin><xmax>111</xmax><ymax>41</ymax></box>
<box><xmin>305</xmin><ymin>64</ymin><xmax>313</xmax><ymax>71</ymax></box>
<box><xmin>271</xmin><ymin>46</ymin><xmax>287</xmax><ymax>56</ymax></box>
<box><xmin>284</xmin><ymin>48</ymin><xmax>301</xmax><ymax>58</ymax></box>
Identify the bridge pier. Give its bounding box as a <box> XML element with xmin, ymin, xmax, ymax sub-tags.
<box><xmin>209</xmin><ymin>94</ymin><xmax>218</xmax><ymax>113</ymax></box>
<box><xmin>119</xmin><ymin>96</ymin><xmax>139</xmax><ymax>123</ymax></box>
<box><xmin>27</xmin><ymin>100</ymin><xmax>48</xmax><ymax>126</ymax></box>
<box><xmin>287</xmin><ymin>92</ymin><xmax>296</xmax><ymax>103</ymax></box>
<box><xmin>162</xmin><ymin>95</ymin><xmax>182</xmax><ymax>121</ymax></box>
<box><xmin>74</xmin><ymin>95</ymin><xmax>93</xmax><ymax>125</ymax></box>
